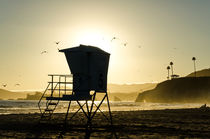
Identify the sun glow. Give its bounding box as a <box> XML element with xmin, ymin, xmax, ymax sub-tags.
<box><xmin>74</xmin><ymin>30</ymin><xmax>112</xmax><ymax>53</ymax></box>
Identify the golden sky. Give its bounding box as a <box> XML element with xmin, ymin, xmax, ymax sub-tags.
<box><xmin>0</xmin><ymin>0</ymin><xmax>210</xmax><ymax>90</ymax></box>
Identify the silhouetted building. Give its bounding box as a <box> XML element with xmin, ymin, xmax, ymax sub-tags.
<box><xmin>171</xmin><ymin>74</ymin><xmax>179</xmax><ymax>79</ymax></box>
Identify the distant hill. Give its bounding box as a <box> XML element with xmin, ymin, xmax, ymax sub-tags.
<box><xmin>187</xmin><ymin>68</ymin><xmax>210</xmax><ymax>77</ymax></box>
<box><xmin>136</xmin><ymin>77</ymin><xmax>210</xmax><ymax>103</ymax></box>
<box><xmin>94</xmin><ymin>83</ymin><xmax>157</xmax><ymax>102</ymax></box>
<box><xmin>108</xmin><ymin>83</ymin><xmax>156</xmax><ymax>93</ymax></box>
<box><xmin>0</xmin><ymin>89</ymin><xmax>28</xmax><ymax>100</ymax></box>
<box><xmin>109</xmin><ymin>92</ymin><xmax>139</xmax><ymax>101</ymax></box>
<box><xmin>114</xmin><ymin>96</ymin><xmax>121</xmax><ymax>101</ymax></box>
<box><xmin>25</xmin><ymin>92</ymin><xmax>42</xmax><ymax>100</ymax></box>
<box><xmin>107</xmin><ymin>83</ymin><xmax>157</xmax><ymax>101</ymax></box>
<box><xmin>0</xmin><ymin>83</ymin><xmax>156</xmax><ymax>101</ymax></box>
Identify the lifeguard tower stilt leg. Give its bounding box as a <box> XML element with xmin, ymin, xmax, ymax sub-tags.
<box><xmin>64</xmin><ymin>101</ymin><xmax>71</xmax><ymax>124</ymax></box>
<box><xmin>106</xmin><ymin>92</ymin><xmax>113</xmax><ymax>125</ymax></box>
<box><xmin>63</xmin><ymin>91</ymin><xmax>113</xmax><ymax>128</ymax></box>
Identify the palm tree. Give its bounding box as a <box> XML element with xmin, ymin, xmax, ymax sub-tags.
<box><xmin>192</xmin><ymin>57</ymin><xmax>196</xmax><ymax>77</ymax></box>
<box><xmin>167</xmin><ymin>66</ymin><xmax>170</xmax><ymax>80</ymax></box>
<box><xmin>170</xmin><ymin>62</ymin><xmax>174</xmax><ymax>77</ymax></box>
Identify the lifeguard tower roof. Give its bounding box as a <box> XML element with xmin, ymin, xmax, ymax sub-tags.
<box><xmin>59</xmin><ymin>44</ymin><xmax>109</xmax><ymax>54</ymax></box>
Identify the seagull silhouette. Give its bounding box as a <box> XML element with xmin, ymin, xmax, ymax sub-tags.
<box><xmin>111</xmin><ymin>37</ymin><xmax>118</xmax><ymax>42</ymax></box>
<box><xmin>55</xmin><ymin>41</ymin><xmax>61</xmax><ymax>51</ymax></box>
<box><xmin>2</xmin><ymin>84</ymin><xmax>7</xmax><ymax>87</ymax></box>
<box><xmin>122</xmin><ymin>42</ymin><xmax>128</xmax><ymax>47</ymax></box>
<box><xmin>15</xmin><ymin>84</ymin><xmax>20</xmax><ymax>86</ymax></box>
<box><xmin>41</xmin><ymin>51</ymin><xmax>47</xmax><ymax>54</ymax></box>
<box><xmin>55</xmin><ymin>41</ymin><xmax>60</xmax><ymax>45</ymax></box>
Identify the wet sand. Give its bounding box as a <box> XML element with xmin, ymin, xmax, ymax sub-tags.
<box><xmin>0</xmin><ymin>108</ymin><xmax>210</xmax><ymax>138</ymax></box>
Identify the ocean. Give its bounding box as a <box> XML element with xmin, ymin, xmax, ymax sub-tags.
<box><xmin>0</xmin><ymin>100</ymin><xmax>205</xmax><ymax>115</ymax></box>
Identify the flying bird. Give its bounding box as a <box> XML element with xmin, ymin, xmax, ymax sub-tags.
<box><xmin>138</xmin><ymin>45</ymin><xmax>142</xmax><ymax>48</ymax></box>
<box><xmin>15</xmin><ymin>84</ymin><xmax>20</xmax><ymax>86</ymax></box>
<box><xmin>2</xmin><ymin>84</ymin><xmax>7</xmax><ymax>87</ymax></box>
<box><xmin>111</xmin><ymin>37</ymin><xmax>118</xmax><ymax>42</ymax></box>
<box><xmin>55</xmin><ymin>41</ymin><xmax>60</xmax><ymax>45</ymax></box>
<box><xmin>122</xmin><ymin>42</ymin><xmax>128</xmax><ymax>47</ymax></box>
<box><xmin>41</xmin><ymin>51</ymin><xmax>47</xmax><ymax>54</ymax></box>
<box><xmin>55</xmin><ymin>41</ymin><xmax>61</xmax><ymax>51</ymax></box>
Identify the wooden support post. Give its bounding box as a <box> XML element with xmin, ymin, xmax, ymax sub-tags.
<box><xmin>106</xmin><ymin>92</ymin><xmax>113</xmax><ymax>126</ymax></box>
<box><xmin>51</xmin><ymin>75</ymin><xmax>54</xmax><ymax>97</ymax></box>
<box><xmin>64</xmin><ymin>101</ymin><xmax>71</xmax><ymax>124</ymax></box>
<box><xmin>65</xmin><ymin>76</ymin><xmax>66</xmax><ymax>95</ymax></box>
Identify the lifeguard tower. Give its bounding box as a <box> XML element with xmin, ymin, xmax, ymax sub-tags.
<box><xmin>38</xmin><ymin>44</ymin><xmax>112</xmax><ymax>127</ymax></box>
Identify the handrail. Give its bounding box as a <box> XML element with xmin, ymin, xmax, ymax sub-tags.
<box><xmin>48</xmin><ymin>74</ymin><xmax>72</xmax><ymax>77</ymax></box>
<box><xmin>38</xmin><ymin>82</ymin><xmax>59</xmax><ymax>114</ymax></box>
<box><xmin>48</xmin><ymin>82</ymin><xmax>73</xmax><ymax>84</ymax></box>
<box><xmin>38</xmin><ymin>83</ymin><xmax>50</xmax><ymax>113</ymax></box>
<box><xmin>38</xmin><ymin>74</ymin><xmax>73</xmax><ymax>114</ymax></box>
<box><xmin>51</xmin><ymin>82</ymin><xmax>59</xmax><ymax>97</ymax></box>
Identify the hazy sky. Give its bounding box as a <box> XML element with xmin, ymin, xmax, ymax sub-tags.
<box><xmin>1</xmin><ymin>0</ymin><xmax>210</xmax><ymax>90</ymax></box>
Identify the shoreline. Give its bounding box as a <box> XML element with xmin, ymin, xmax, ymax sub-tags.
<box><xmin>0</xmin><ymin>108</ymin><xmax>210</xmax><ymax>138</ymax></box>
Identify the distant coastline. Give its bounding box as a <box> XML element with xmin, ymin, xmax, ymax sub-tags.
<box><xmin>0</xmin><ymin>83</ymin><xmax>156</xmax><ymax>101</ymax></box>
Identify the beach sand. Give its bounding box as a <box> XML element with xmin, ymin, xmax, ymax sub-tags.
<box><xmin>0</xmin><ymin>108</ymin><xmax>210</xmax><ymax>138</ymax></box>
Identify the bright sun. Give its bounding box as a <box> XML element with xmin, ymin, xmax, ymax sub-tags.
<box><xmin>74</xmin><ymin>30</ymin><xmax>111</xmax><ymax>53</ymax></box>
